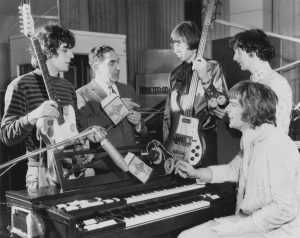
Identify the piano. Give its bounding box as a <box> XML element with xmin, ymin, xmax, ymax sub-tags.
<box><xmin>6</xmin><ymin>147</ymin><xmax>236</xmax><ymax>238</ymax></box>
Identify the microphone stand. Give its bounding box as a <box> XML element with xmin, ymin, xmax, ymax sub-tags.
<box><xmin>0</xmin><ymin>127</ymin><xmax>98</xmax><ymax>173</ymax></box>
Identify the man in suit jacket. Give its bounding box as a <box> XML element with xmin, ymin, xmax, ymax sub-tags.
<box><xmin>77</xmin><ymin>45</ymin><xmax>146</xmax><ymax>151</ymax></box>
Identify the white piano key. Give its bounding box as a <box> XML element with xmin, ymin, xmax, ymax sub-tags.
<box><xmin>56</xmin><ymin>204</ymin><xmax>68</xmax><ymax>210</ymax></box>
<box><xmin>103</xmin><ymin>199</ymin><xmax>114</xmax><ymax>204</ymax></box>
<box><xmin>210</xmin><ymin>194</ymin><xmax>220</xmax><ymax>200</ymax></box>
<box><xmin>84</xmin><ymin>219</ymin><xmax>117</xmax><ymax>231</ymax></box>
<box><xmin>65</xmin><ymin>205</ymin><xmax>80</xmax><ymax>212</ymax></box>
<box><xmin>83</xmin><ymin>218</ymin><xmax>97</xmax><ymax>226</ymax></box>
<box><xmin>68</xmin><ymin>200</ymin><xmax>81</xmax><ymax>206</ymax></box>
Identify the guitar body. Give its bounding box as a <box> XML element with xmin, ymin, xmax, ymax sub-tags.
<box><xmin>166</xmin><ymin>112</ymin><xmax>206</xmax><ymax>166</ymax></box>
<box><xmin>36</xmin><ymin>105</ymin><xmax>78</xmax><ymax>144</ymax></box>
<box><xmin>36</xmin><ymin>104</ymin><xmax>79</xmax><ymax>186</ymax></box>
<box><xmin>165</xmin><ymin>0</ymin><xmax>217</xmax><ymax>167</ymax></box>
<box><xmin>52</xmin><ymin>105</ymin><xmax>78</xmax><ymax>143</ymax></box>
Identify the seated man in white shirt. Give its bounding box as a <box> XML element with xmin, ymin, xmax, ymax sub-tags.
<box><xmin>176</xmin><ymin>80</ymin><xmax>300</xmax><ymax>238</ymax></box>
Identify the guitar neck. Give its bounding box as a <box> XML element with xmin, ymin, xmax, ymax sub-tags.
<box><xmin>184</xmin><ymin>24</ymin><xmax>211</xmax><ymax>116</ymax></box>
<box><xmin>184</xmin><ymin>0</ymin><xmax>215</xmax><ymax>115</ymax></box>
<box><xmin>31</xmin><ymin>37</ymin><xmax>53</xmax><ymax>101</ymax></box>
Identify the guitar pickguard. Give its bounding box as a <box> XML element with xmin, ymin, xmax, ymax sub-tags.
<box><xmin>167</xmin><ymin>115</ymin><xmax>205</xmax><ymax>166</ymax></box>
<box><xmin>37</xmin><ymin>105</ymin><xmax>78</xmax><ymax>144</ymax></box>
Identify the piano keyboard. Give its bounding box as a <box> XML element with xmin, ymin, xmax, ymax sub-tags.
<box><xmin>54</xmin><ymin>182</ymin><xmax>206</xmax><ymax>213</ymax></box>
<box><xmin>77</xmin><ymin>191</ymin><xmax>220</xmax><ymax>232</ymax></box>
<box><xmin>123</xmin><ymin>197</ymin><xmax>210</xmax><ymax>228</ymax></box>
<box><xmin>125</xmin><ymin>183</ymin><xmax>205</xmax><ymax>204</ymax></box>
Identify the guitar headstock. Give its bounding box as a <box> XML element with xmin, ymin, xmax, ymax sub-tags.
<box><xmin>213</xmin><ymin>0</ymin><xmax>223</xmax><ymax>22</ymax></box>
<box><xmin>18</xmin><ymin>0</ymin><xmax>35</xmax><ymax>38</ymax></box>
<box><xmin>202</xmin><ymin>0</ymin><xmax>217</xmax><ymax>26</ymax></box>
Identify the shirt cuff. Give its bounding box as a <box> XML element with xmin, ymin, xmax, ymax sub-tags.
<box><xmin>135</xmin><ymin>122</ymin><xmax>142</xmax><ymax>132</ymax></box>
<box><xmin>208</xmin><ymin>165</ymin><xmax>228</xmax><ymax>183</ymax></box>
<box><xmin>20</xmin><ymin>114</ymin><xmax>35</xmax><ymax>131</ymax></box>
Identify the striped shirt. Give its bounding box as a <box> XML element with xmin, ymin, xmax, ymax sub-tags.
<box><xmin>0</xmin><ymin>72</ymin><xmax>79</xmax><ymax>162</ymax></box>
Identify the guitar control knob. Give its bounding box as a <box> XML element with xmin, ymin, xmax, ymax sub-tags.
<box><xmin>164</xmin><ymin>158</ymin><xmax>175</xmax><ymax>175</ymax></box>
<box><xmin>208</xmin><ymin>98</ymin><xmax>218</xmax><ymax>109</ymax></box>
<box><xmin>217</xmin><ymin>95</ymin><xmax>227</xmax><ymax>106</ymax></box>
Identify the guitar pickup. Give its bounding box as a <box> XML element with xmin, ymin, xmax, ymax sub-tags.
<box><xmin>173</xmin><ymin>136</ymin><xmax>192</xmax><ymax>146</ymax></box>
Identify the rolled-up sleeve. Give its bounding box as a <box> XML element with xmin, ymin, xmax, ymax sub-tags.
<box><xmin>208</xmin><ymin>152</ymin><xmax>242</xmax><ymax>183</ymax></box>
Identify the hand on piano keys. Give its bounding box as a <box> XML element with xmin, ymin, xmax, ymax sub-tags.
<box><xmin>175</xmin><ymin>160</ymin><xmax>212</xmax><ymax>183</ymax></box>
<box><xmin>174</xmin><ymin>160</ymin><xmax>198</xmax><ymax>179</ymax></box>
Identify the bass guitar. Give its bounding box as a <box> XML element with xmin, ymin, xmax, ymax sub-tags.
<box><xmin>166</xmin><ymin>0</ymin><xmax>217</xmax><ymax>167</ymax></box>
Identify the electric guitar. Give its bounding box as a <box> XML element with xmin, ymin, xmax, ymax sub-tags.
<box><xmin>19</xmin><ymin>0</ymin><xmax>78</xmax><ymax>144</ymax></box>
<box><xmin>19</xmin><ymin>0</ymin><xmax>79</xmax><ymax>186</ymax></box>
<box><xmin>166</xmin><ymin>0</ymin><xmax>217</xmax><ymax>167</ymax></box>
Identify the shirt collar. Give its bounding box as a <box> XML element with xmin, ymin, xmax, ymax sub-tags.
<box><xmin>240</xmin><ymin>123</ymin><xmax>275</xmax><ymax>151</ymax></box>
<box><xmin>93</xmin><ymin>78</ymin><xmax>119</xmax><ymax>95</ymax></box>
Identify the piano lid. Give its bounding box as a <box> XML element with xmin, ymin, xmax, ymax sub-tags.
<box><xmin>51</xmin><ymin>144</ymin><xmax>167</xmax><ymax>192</ymax></box>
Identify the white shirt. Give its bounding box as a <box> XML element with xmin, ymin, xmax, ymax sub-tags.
<box><xmin>250</xmin><ymin>66</ymin><xmax>292</xmax><ymax>134</ymax></box>
<box><xmin>209</xmin><ymin>124</ymin><xmax>300</xmax><ymax>236</ymax></box>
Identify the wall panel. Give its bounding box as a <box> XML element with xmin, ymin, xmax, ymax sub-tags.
<box><xmin>61</xmin><ymin>0</ymin><xmax>185</xmax><ymax>86</ymax></box>
<box><xmin>126</xmin><ymin>0</ymin><xmax>184</xmax><ymax>84</ymax></box>
<box><xmin>273</xmin><ymin>0</ymin><xmax>300</xmax><ymax>104</ymax></box>
<box><xmin>88</xmin><ymin>0</ymin><xmax>127</xmax><ymax>34</ymax></box>
<box><xmin>59</xmin><ymin>0</ymin><xmax>89</xmax><ymax>30</ymax></box>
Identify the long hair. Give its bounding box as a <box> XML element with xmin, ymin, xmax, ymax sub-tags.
<box><xmin>170</xmin><ymin>21</ymin><xmax>200</xmax><ymax>50</ymax></box>
<box><xmin>31</xmin><ymin>23</ymin><xmax>75</xmax><ymax>67</ymax></box>
<box><xmin>230</xmin><ymin>29</ymin><xmax>275</xmax><ymax>62</ymax></box>
<box><xmin>229</xmin><ymin>80</ymin><xmax>277</xmax><ymax>128</ymax></box>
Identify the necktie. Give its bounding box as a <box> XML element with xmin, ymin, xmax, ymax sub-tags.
<box><xmin>108</xmin><ymin>85</ymin><xmax>115</xmax><ymax>95</ymax></box>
